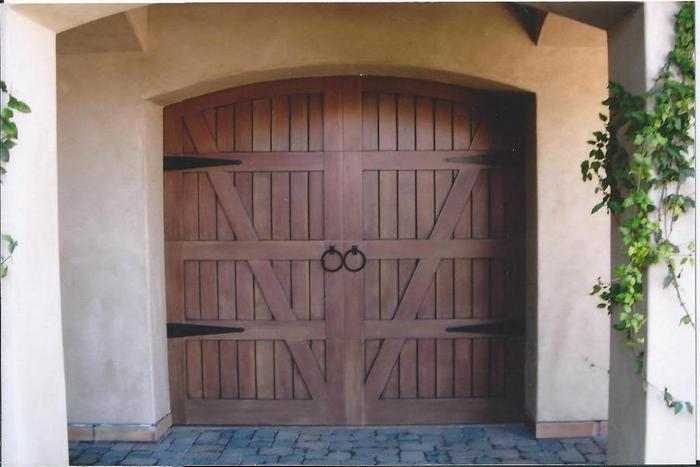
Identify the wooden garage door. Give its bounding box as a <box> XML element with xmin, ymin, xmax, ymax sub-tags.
<box><xmin>164</xmin><ymin>76</ymin><xmax>525</xmax><ymax>425</ymax></box>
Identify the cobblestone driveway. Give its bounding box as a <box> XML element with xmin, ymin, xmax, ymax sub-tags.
<box><xmin>69</xmin><ymin>424</ymin><xmax>607</xmax><ymax>465</ymax></box>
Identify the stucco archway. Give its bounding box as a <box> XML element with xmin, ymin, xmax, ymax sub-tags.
<box><xmin>55</xmin><ymin>1</ymin><xmax>609</xmax><ymax>443</ymax></box>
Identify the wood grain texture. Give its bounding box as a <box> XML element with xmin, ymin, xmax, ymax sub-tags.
<box><xmin>164</xmin><ymin>76</ymin><xmax>526</xmax><ymax>425</ymax></box>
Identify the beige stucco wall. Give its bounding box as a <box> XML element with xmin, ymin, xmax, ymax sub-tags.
<box><xmin>58</xmin><ymin>51</ymin><xmax>169</xmax><ymax>425</ymax></box>
<box><xmin>57</xmin><ymin>2</ymin><xmax>611</xmax><ymax>426</ymax></box>
<box><xmin>1</xmin><ymin>6</ymin><xmax>69</xmax><ymax>466</ymax></box>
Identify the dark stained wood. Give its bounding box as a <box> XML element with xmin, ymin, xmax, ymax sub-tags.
<box><xmin>435</xmin><ymin>100</ymin><xmax>455</xmax><ymax>399</ymax></box>
<box><xmin>323</xmin><ymin>81</ymin><xmax>346</xmax><ymax>424</ymax></box>
<box><xmin>415</xmin><ymin>96</ymin><xmax>437</xmax><ymax>401</ymax></box>
<box><xmin>340</xmin><ymin>76</ymin><xmax>366</xmax><ymax>424</ymax></box>
<box><xmin>186</xmin><ymin>399</ymin><xmax>326</xmax><ymax>425</ymax></box>
<box><xmin>164</xmin><ymin>76</ymin><xmax>525</xmax><ymax>425</ymax></box>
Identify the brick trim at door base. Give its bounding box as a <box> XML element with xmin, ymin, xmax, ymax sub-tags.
<box><xmin>525</xmin><ymin>416</ymin><xmax>608</xmax><ymax>438</ymax></box>
<box><xmin>68</xmin><ymin>412</ymin><xmax>172</xmax><ymax>442</ymax></box>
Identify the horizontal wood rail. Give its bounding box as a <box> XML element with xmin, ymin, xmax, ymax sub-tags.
<box><xmin>362</xmin><ymin>239</ymin><xmax>509</xmax><ymax>259</ymax></box>
<box><xmin>363</xmin><ymin>319</ymin><xmax>519</xmax><ymax>339</ymax></box>
<box><xmin>176</xmin><ymin>239</ymin><xmax>509</xmax><ymax>261</ymax></box>
<box><xmin>364</xmin><ymin>398</ymin><xmax>520</xmax><ymax>424</ymax></box>
<box><xmin>163</xmin><ymin>150</ymin><xmax>519</xmax><ymax>172</ymax></box>
<box><xmin>168</xmin><ymin>152</ymin><xmax>325</xmax><ymax>172</ymax></box>
<box><xmin>178</xmin><ymin>320</ymin><xmax>326</xmax><ymax>340</ymax></box>
<box><xmin>180</xmin><ymin>240</ymin><xmax>325</xmax><ymax>260</ymax></box>
<box><xmin>186</xmin><ymin>399</ymin><xmax>326</xmax><ymax>425</ymax></box>
<box><xmin>359</xmin><ymin>150</ymin><xmax>518</xmax><ymax>170</ymax></box>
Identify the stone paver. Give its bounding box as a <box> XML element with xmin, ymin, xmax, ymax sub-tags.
<box><xmin>69</xmin><ymin>424</ymin><xmax>607</xmax><ymax>465</ymax></box>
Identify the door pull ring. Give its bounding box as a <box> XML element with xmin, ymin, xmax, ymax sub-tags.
<box><xmin>343</xmin><ymin>245</ymin><xmax>367</xmax><ymax>272</ymax></box>
<box><xmin>321</xmin><ymin>245</ymin><xmax>344</xmax><ymax>272</ymax></box>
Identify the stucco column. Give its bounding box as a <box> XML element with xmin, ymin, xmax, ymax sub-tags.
<box><xmin>607</xmin><ymin>2</ymin><xmax>696</xmax><ymax>464</ymax></box>
<box><xmin>0</xmin><ymin>6</ymin><xmax>69</xmax><ymax>467</ymax></box>
<box><xmin>57</xmin><ymin>51</ymin><xmax>171</xmax><ymax>441</ymax></box>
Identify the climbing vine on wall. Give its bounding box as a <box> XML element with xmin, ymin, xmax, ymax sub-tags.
<box><xmin>581</xmin><ymin>2</ymin><xmax>695</xmax><ymax>414</ymax></box>
<box><xmin>0</xmin><ymin>80</ymin><xmax>32</xmax><ymax>278</ymax></box>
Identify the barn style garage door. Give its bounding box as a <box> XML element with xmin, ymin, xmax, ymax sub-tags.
<box><xmin>163</xmin><ymin>76</ymin><xmax>526</xmax><ymax>426</ymax></box>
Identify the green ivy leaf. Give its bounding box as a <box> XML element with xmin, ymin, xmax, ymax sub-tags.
<box><xmin>8</xmin><ymin>95</ymin><xmax>31</xmax><ymax>113</ymax></box>
<box><xmin>591</xmin><ymin>201</ymin><xmax>606</xmax><ymax>214</ymax></box>
<box><xmin>0</xmin><ymin>81</ymin><xmax>7</xmax><ymax>93</ymax></box>
<box><xmin>2</xmin><ymin>234</ymin><xmax>18</xmax><ymax>254</ymax></box>
<box><xmin>685</xmin><ymin>402</ymin><xmax>694</xmax><ymax>414</ymax></box>
<box><xmin>664</xmin><ymin>388</ymin><xmax>673</xmax><ymax>404</ymax></box>
<box><xmin>673</xmin><ymin>401</ymin><xmax>683</xmax><ymax>415</ymax></box>
<box><xmin>1</xmin><ymin>120</ymin><xmax>18</xmax><ymax>139</ymax></box>
<box><xmin>663</xmin><ymin>272</ymin><xmax>675</xmax><ymax>288</ymax></box>
<box><xmin>633</xmin><ymin>358</ymin><xmax>644</xmax><ymax>374</ymax></box>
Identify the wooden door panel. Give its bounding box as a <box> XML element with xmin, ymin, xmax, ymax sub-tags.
<box><xmin>165</xmin><ymin>77</ymin><xmax>526</xmax><ymax>425</ymax></box>
<box><xmin>356</xmin><ymin>84</ymin><xmax>525</xmax><ymax>422</ymax></box>
<box><xmin>165</xmin><ymin>86</ymin><xmax>337</xmax><ymax>425</ymax></box>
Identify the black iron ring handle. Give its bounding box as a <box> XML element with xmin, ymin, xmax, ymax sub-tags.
<box><xmin>343</xmin><ymin>245</ymin><xmax>366</xmax><ymax>272</ymax></box>
<box><xmin>321</xmin><ymin>245</ymin><xmax>344</xmax><ymax>272</ymax></box>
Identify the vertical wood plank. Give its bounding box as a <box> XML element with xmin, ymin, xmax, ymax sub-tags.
<box><xmin>490</xmin><ymin>169</ymin><xmax>506</xmax><ymax>319</ymax></box>
<box><xmin>253</xmin><ymin>99</ymin><xmax>271</xmax><ymax>152</ymax></box>
<box><xmin>307</xmin><ymin>174</ymin><xmax>323</xmax><ymax>398</ymax></box>
<box><xmin>234</xmin><ymin>104</ymin><xmax>256</xmax><ymax>398</ymax></box>
<box><xmin>396</xmin><ymin>94</ymin><xmax>417</xmax><ymax>399</ymax></box>
<box><xmin>183</xmin><ymin>126</ymin><xmax>195</xmax><ymax>154</ymax></box>
<box><xmin>290</xmin><ymin>95</ymin><xmax>309</xmax><ymax>151</ymax></box>
<box><xmin>199</xmin><ymin>174</ymin><xmax>218</xmax><ymax>320</ymax></box>
<box><xmin>197</xmin><ymin>171</ymin><xmax>220</xmax><ymax>399</ymax></box>
<box><xmin>164</xmin><ymin>172</ymin><xmax>184</xmax><ymax>241</ymax></box>
<box><xmin>165</xmin><ymin>240</ymin><xmax>186</xmax><ymax>421</ymax></box>
<box><xmin>220</xmin><ymin>341</ymin><xmax>239</xmax><ymax>399</ymax></box>
<box><xmin>435</xmin><ymin>100</ymin><xmax>454</xmax><ymax>398</ymax></box>
<box><xmin>180</xmin><ymin>174</ymin><xmax>199</xmax><ymax>324</ymax></box>
<box><xmin>163</xmin><ymin>105</ymin><xmax>183</xmax><ymax>155</ymax></box>
<box><xmin>216</xmin><ymin>106</ymin><xmax>234</xmax><ymax>152</ymax></box>
<box><xmin>415</xmin><ymin>96</ymin><xmax>436</xmax><ymax>399</ymax></box>
<box><xmin>202</xmin><ymin>340</ymin><xmax>221</xmax><ymax>399</ymax></box>
<box><xmin>308</xmin><ymin>94</ymin><xmax>323</xmax><ymax>151</ymax></box>
<box><xmin>186</xmin><ymin>340</ymin><xmax>203</xmax><ymax>399</ymax></box>
<box><xmin>378</xmin><ymin>92</ymin><xmax>398</xmax><ymax>398</ymax></box>
<box><xmin>272</xmin><ymin>94</ymin><xmax>293</xmax><ymax>400</ymax></box>
<box><xmin>218</xmin><ymin>261</ymin><xmax>236</xmax><ymax>320</ymax></box>
<box><xmin>252</xmin><ymin>90</ymin><xmax>274</xmax><ymax>399</ymax></box>
<box><xmin>291</xmin><ymin>169</ymin><xmax>312</xmax><ymax>399</ymax></box>
<box><xmin>454</xmin><ymin>339</ymin><xmax>473</xmax><ymax>398</ymax></box>
<box><xmin>489</xmin><ymin>338</ymin><xmax>505</xmax><ymax>397</ymax></box>
<box><xmin>341</xmin><ymin>77</ymin><xmax>365</xmax><ymax>423</ymax></box>
<box><xmin>397</xmin><ymin>95</ymin><xmax>415</xmax><ymax>151</ymax></box>
<box><xmin>183</xmin><ymin>173</ymin><xmax>199</xmax><ymax>241</ymax></box>
<box><xmin>454</xmin><ymin>169</ymin><xmax>473</xmax><ymax>319</ymax></box>
<box><xmin>308</xmin><ymin>94</ymin><xmax>326</xmax><ymax>399</ymax></box>
<box><xmin>473</xmin><ymin>339</ymin><xmax>489</xmax><ymax>397</ymax></box>
<box><xmin>184</xmin><ymin>262</ymin><xmax>200</xmax><ymax>320</ymax></box>
<box><xmin>362</xmin><ymin>92</ymin><xmax>381</xmax><ymax>381</ymax></box>
<box><xmin>398</xmin><ymin>169</ymin><xmax>417</xmax><ymax>399</ymax></box>
<box><xmin>472</xmin><ymin>171</ymin><xmax>490</xmax><ymax>318</ymax></box>
<box><xmin>453</xmin><ymin>105</ymin><xmax>473</xmax><ymax>399</ymax></box>
<box><xmin>203</xmin><ymin>108</ymin><xmax>216</xmax><ymax>141</ymax></box>
<box><xmin>322</xmin><ymin>80</ymin><xmax>346</xmax><ymax>423</ymax></box>
<box><xmin>235</xmin><ymin>101</ymin><xmax>253</xmax><ymax>153</ymax></box>
<box><xmin>453</xmin><ymin>103</ymin><xmax>471</xmax><ymax>151</ymax></box>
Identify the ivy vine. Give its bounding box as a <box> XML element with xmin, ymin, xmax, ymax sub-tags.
<box><xmin>581</xmin><ymin>3</ymin><xmax>695</xmax><ymax>414</ymax></box>
<box><xmin>1</xmin><ymin>80</ymin><xmax>31</xmax><ymax>278</ymax></box>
